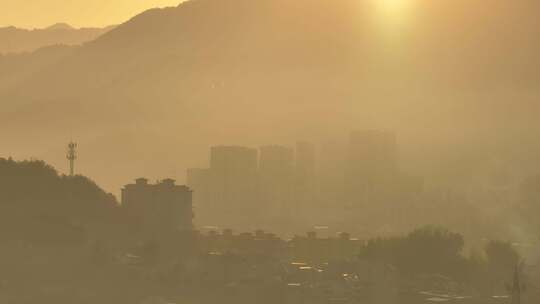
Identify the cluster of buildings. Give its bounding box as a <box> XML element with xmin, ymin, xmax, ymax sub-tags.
<box><xmin>196</xmin><ymin>229</ymin><xmax>363</xmax><ymax>264</ymax></box>
<box><xmin>186</xmin><ymin>143</ymin><xmax>315</xmax><ymax>231</ymax></box>
<box><xmin>109</xmin><ymin>135</ymin><xmax>534</xmax><ymax>304</ymax></box>
<box><xmin>186</xmin><ymin>130</ymin><xmax>423</xmax><ymax>233</ymax></box>
<box><xmin>118</xmin><ymin>130</ymin><xmax>423</xmax><ymax>241</ymax></box>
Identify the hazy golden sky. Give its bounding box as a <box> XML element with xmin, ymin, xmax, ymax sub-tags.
<box><xmin>1</xmin><ymin>0</ymin><xmax>182</xmax><ymax>29</ymax></box>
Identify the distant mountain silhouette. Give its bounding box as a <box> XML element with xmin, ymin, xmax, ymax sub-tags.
<box><xmin>46</xmin><ymin>23</ymin><xmax>76</xmax><ymax>31</ymax></box>
<box><xmin>0</xmin><ymin>23</ymin><xmax>114</xmax><ymax>54</ymax></box>
<box><xmin>1</xmin><ymin>0</ymin><xmax>540</xmax><ymax>192</ymax></box>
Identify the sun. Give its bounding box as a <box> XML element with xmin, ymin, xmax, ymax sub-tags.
<box><xmin>372</xmin><ymin>0</ymin><xmax>413</xmax><ymax>28</ymax></box>
<box><xmin>376</xmin><ymin>0</ymin><xmax>409</xmax><ymax>16</ymax></box>
<box><xmin>379</xmin><ymin>0</ymin><xmax>407</xmax><ymax>10</ymax></box>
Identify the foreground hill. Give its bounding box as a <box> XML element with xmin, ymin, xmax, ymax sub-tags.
<box><xmin>0</xmin><ymin>0</ymin><xmax>539</xmax><ymax>193</ymax></box>
<box><xmin>0</xmin><ymin>23</ymin><xmax>114</xmax><ymax>54</ymax></box>
<box><xmin>0</xmin><ymin>158</ymin><xmax>118</xmax><ymax>244</ymax></box>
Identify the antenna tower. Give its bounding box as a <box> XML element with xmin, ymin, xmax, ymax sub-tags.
<box><xmin>67</xmin><ymin>141</ymin><xmax>78</xmax><ymax>176</ymax></box>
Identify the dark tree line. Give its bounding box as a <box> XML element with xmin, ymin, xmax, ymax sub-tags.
<box><xmin>0</xmin><ymin>157</ymin><xmax>118</xmax><ymax>244</ymax></box>
<box><xmin>358</xmin><ymin>226</ymin><xmax>522</xmax><ymax>293</ymax></box>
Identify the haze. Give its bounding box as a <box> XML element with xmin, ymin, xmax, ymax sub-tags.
<box><xmin>1</xmin><ymin>0</ymin><xmax>540</xmax><ymax>302</ymax></box>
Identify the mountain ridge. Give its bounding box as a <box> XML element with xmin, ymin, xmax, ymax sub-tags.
<box><xmin>0</xmin><ymin>24</ymin><xmax>115</xmax><ymax>54</ymax></box>
<box><xmin>1</xmin><ymin>0</ymin><xmax>540</xmax><ymax>192</ymax></box>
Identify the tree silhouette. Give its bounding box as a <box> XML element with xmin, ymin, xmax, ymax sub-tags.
<box><xmin>0</xmin><ymin>158</ymin><xmax>118</xmax><ymax>244</ymax></box>
<box><xmin>359</xmin><ymin>226</ymin><xmax>468</xmax><ymax>280</ymax></box>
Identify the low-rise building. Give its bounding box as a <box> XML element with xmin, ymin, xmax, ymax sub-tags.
<box><xmin>121</xmin><ymin>178</ymin><xmax>193</xmax><ymax>234</ymax></box>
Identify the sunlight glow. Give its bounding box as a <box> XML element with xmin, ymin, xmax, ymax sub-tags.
<box><xmin>373</xmin><ymin>0</ymin><xmax>412</xmax><ymax>26</ymax></box>
<box><xmin>379</xmin><ymin>0</ymin><xmax>409</xmax><ymax>12</ymax></box>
